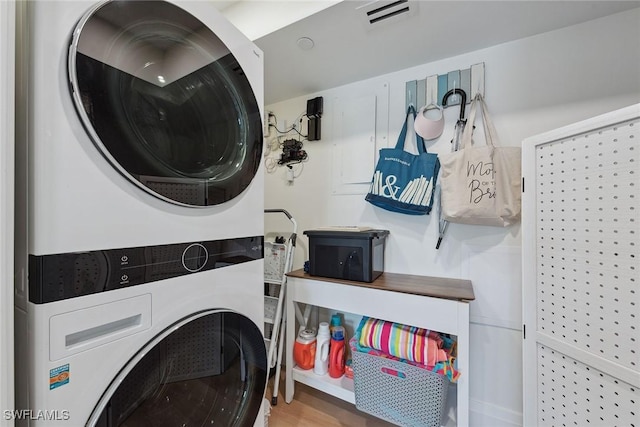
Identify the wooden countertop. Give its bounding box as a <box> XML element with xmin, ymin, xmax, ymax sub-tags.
<box><xmin>286</xmin><ymin>269</ymin><xmax>475</xmax><ymax>302</ymax></box>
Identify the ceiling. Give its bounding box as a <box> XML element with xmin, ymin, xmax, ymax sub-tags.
<box><xmin>247</xmin><ymin>1</ymin><xmax>640</xmax><ymax>105</ymax></box>
<box><xmin>215</xmin><ymin>1</ymin><xmax>340</xmax><ymax>41</ymax></box>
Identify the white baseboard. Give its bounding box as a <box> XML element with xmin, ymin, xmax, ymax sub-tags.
<box><xmin>470</xmin><ymin>398</ymin><xmax>522</xmax><ymax>427</ymax></box>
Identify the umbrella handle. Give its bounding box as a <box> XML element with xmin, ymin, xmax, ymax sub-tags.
<box><xmin>442</xmin><ymin>89</ymin><xmax>467</xmax><ymax>121</ymax></box>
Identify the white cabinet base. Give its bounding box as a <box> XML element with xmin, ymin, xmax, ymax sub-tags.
<box><xmin>284</xmin><ymin>270</ymin><xmax>474</xmax><ymax>427</ymax></box>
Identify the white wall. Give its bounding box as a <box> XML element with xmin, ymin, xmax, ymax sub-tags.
<box><xmin>264</xmin><ymin>9</ymin><xmax>640</xmax><ymax>426</ymax></box>
<box><xmin>0</xmin><ymin>1</ymin><xmax>15</xmax><ymax>426</ymax></box>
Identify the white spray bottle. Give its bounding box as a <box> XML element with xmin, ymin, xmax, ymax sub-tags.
<box><xmin>313</xmin><ymin>322</ymin><xmax>330</xmax><ymax>376</ymax></box>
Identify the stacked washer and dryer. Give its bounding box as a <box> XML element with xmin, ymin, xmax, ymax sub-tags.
<box><xmin>15</xmin><ymin>1</ymin><xmax>267</xmax><ymax>426</ymax></box>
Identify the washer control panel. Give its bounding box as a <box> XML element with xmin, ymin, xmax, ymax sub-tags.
<box><xmin>29</xmin><ymin>236</ymin><xmax>263</xmax><ymax>304</ymax></box>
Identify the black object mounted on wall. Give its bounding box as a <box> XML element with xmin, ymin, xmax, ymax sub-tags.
<box><xmin>278</xmin><ymin>139</ymin><xmax>307</xmax><ymax>165</ymax></box>
<box><xmin>306</xmin><ymin>96</ymin><xmax>323</xmax><ymax>141</ymax></box>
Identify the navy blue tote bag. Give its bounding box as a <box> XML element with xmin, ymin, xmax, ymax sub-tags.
<box><xmin>365</xmin><ymin>106</ymin><xmax>440</xmax><ymax>215</ymax></box>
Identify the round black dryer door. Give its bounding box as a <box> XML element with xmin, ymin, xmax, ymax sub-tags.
<box><xmin>69</xmin><ymin>0</ymin><xmax>263</xmax><ymax>207</ymax></box>
<box><xmin>88</xmin><ymin>310</ymin><xmax>267</xmax><ymax>427</ymax></box>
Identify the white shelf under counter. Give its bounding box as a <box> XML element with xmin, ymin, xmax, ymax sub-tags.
<box><xmin>284</xmin><ymin>269</ymin><xmax>475</xmax><ymax>426</ymax></box>
<box><xmin>291</xmin><ymin>366</ymin><xmax>355</xmax><ymax>404</ymax></box>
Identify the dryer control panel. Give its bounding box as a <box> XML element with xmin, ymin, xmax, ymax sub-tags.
<box><xmin>28</xmin><ymin>236</ymin><xmax>264</xmax><ymax>304</ymax></box>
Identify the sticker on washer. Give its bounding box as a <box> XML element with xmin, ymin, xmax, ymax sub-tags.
<box><xmin>49</xmin><ymin>364</ymin><xmax>70</xmax><ymax>390</ymax></box>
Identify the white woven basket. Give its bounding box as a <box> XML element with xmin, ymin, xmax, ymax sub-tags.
<box><xmin>353</xmin><ymin>351</ymin><xmax>449</xmax><ymax>427</ymax></box>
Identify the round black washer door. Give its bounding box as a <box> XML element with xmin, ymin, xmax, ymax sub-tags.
<box><xmin>69</xmin><ymin>0</ymin><xmax>262</xmax><ymax>207</ymax></box>
<box><xmin>88</xmin><ymin>310</ymin><xmax>267</xmax><ymax>426</ymax></box>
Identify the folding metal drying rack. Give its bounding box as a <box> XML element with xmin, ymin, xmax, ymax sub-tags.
<box><xmin>263</xmin><ymin>209</ymin><xmax>297</xmax><ymax>405</ymax></box>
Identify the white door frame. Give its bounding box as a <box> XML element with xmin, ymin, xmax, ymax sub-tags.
<box><xmin>0</xmin><ymin>1</ymin><xmax>16</xmax><ymax>426</ymax></box>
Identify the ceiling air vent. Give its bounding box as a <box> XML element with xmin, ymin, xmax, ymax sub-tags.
<box><xmin>358</xmin><ymin>0</ymin><xmax>417</xmax><ymax>28</ymax></box>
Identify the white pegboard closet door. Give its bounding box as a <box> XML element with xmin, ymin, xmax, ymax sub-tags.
<box><xmin>522</xmin><ymin>104</ymin><xmax>640</xmax><ymax>427</ymax></box>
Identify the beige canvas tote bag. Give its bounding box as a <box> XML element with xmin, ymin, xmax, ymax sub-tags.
<box><xmin>438</xmin><ymin>94</ymin><xmax>521</xmax><ymax>226</ymax></box>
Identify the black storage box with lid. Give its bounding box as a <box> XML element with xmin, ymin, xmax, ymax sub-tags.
<box><xmin>304</xmin><ymin>229</ymin><xmax>389</xmax><ymax>282</ymax></box>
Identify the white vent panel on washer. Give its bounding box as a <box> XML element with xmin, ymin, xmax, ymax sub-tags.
<box><xmin>522</xmin><ymin>104</ymin><xmax>640</xmax><ymax>427</ymax></box>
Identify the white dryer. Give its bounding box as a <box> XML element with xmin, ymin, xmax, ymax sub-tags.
<box><xmin>15</xmin><ymin>0</ymin><xmax>267</xmax><ymax>425</ymax></box>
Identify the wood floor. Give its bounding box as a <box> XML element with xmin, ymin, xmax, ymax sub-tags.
<box><xmin>265</xmin><ymin>375</ymin><xmax>394</xmax><ymax>427</ymax></box>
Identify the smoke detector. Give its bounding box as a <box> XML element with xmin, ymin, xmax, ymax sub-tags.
<box><xmin>357</xmin><ymin>0</ymin><xmax>418</xmax><ymax>29</ymax></box>
<box><xmin>296</xmin><ymin>37</ymin><xmax>315</xmax><ymax>50</ymax></box>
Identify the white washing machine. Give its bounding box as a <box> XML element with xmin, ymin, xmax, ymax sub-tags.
<box><xmin>14</xmin><ymin>0</ymin><xmax>267</xmax><ymax>425</ymax></box>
